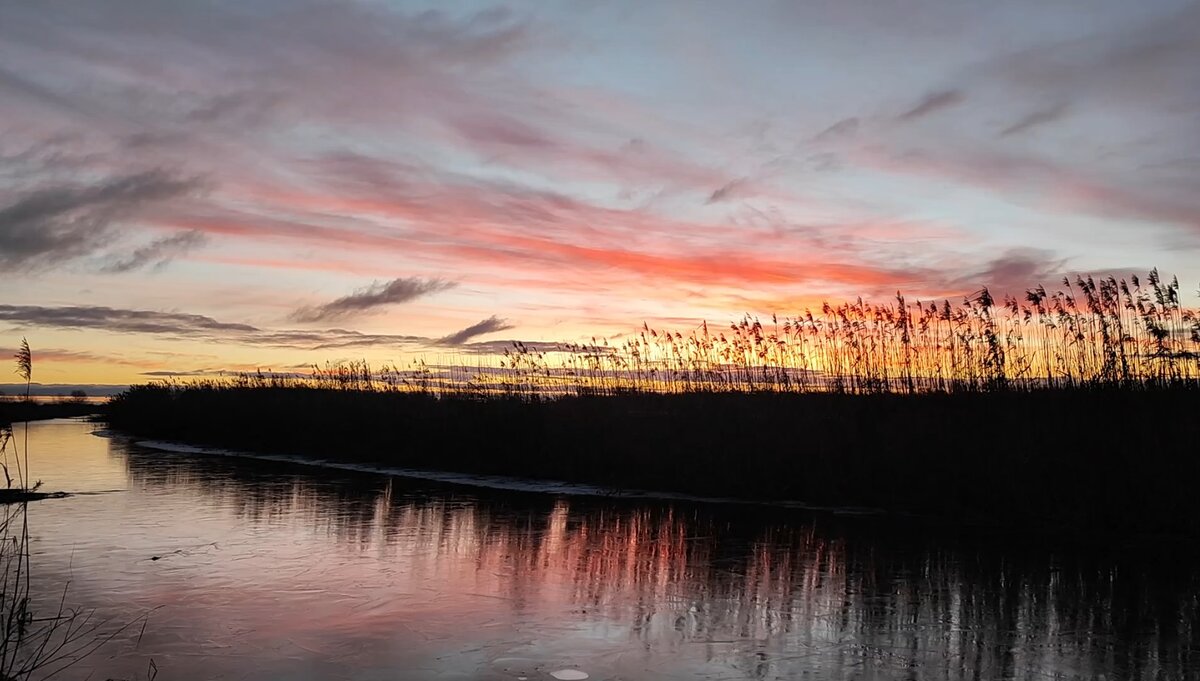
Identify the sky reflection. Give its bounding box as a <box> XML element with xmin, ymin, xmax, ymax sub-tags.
<box><xmin>17</xmin><ymin>420</ymin><xmax>1200</xmax><ymax>680</ymax></box>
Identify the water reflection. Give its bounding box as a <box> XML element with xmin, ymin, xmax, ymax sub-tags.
<box><xmin>111</xmin><ymin>441</ymin><xmax>1200</xmax><ymax>681</ymax></box>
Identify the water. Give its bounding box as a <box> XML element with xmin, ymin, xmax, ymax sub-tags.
<box><xmin>12</xmin><ymin>419</ymin><xmax>1200</xmax><ymax>680</ymax></box>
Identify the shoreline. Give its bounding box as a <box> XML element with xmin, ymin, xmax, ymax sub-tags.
<box><xmin>96</xmin><ymin>429</ymin><xmax>1200</xmax><ymax>554</ymax></box>
<box><xmin>0</xmin><ymin>401</ymin><xmax>103</xmax><ymax>426</ymax></box>
<box><xmin>120</xmin><ymin>434</ymin><xmax>886</xmax><ymax>515</ymax></box>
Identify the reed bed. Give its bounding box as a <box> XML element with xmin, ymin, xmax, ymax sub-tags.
<box><xmin>104</xmin><ymin>271</ymin><xmax>1200</xmax><ymax>538</ymax></box>
<box><xmin>146</xmin><ymin>271</ymin><xmax>1199</xmax><ymax>398</ymax></box>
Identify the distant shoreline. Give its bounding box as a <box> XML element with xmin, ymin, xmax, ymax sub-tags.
<box><xmin>0</xmin><ymin>401</ymin><xmax>102</xmax><ymax>426</ymax></box>
<box><xmin>104</xmin><ymin>383</ymin><xmax>1200</xmax><ymax>539</ymax></box>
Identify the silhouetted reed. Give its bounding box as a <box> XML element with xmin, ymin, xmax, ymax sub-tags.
<box><xmin>105</xmin><ymin>271</ymin><xmax>1200</xmax><ymax>537</ymax></box>
<box><xmin>128</xmin><ymin>271</ymin><xmax>1198</xmax><ymax>398</ymax></box>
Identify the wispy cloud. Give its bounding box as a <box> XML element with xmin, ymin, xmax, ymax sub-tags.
<box><xmin>706</xmin><ymin>178</ymin><xmax>748</xmax><ymax>204</ymax></box>
<box><xmin>101</xmin><ymin>230</ymin><xmax>207</xmax><ymax>273</ymax></box>
<box><xmin>870</xmin><ymin>146</ymin><xmax>1200</xmax><ymax>235</ymax></box>
<box><xmin>440</xmin><ymin>315</ymin><xmax>514</xmax><ymax>346</ymax></box>
<box><xmin>953</xmin><ymin>248</ymin><xmax>1067</xmax><ymax>294</ymax></box>
<box><xmin>290</xmin><ymin>277</ymin><xmax>457</xmax><ymax>323</ymax></box>
<box><xmin>999</xmin><ymin>104</ymin><xmax>1068</xmax><ymax>137</ymax></box>
<box><xmin>0</xmin><ymin>304</ymin><xmax>566</xmax><ymax>356</ymax></box>
<box><xmin>0</xmin><ymin>170</ymin><xmax>203</xmax><ymax>270</ymax></box>
<box><xmin>984</xmin><ymin>3</ymin><xmax>1200</xmax><ymax>112</ymax></box>
<box><xmin>0</xmin><ymin>304</ymin><xmax>257</xmax><ymax>336</ymax></box>
<box><xmin>813</xmin><ymin>117</ymin><xmax>860</xmax><ymax>142</ymax></box>
<box><xmin>0</xmin><ymin>346</ymin><xmax>150</xmax><ymax>367</ymax></box>
<box><xmin>0</xmin><ymin>303</ymin><xmax>429</xmax><ymax>350</ymax></box>
<box><xmin>897</xmin><ymin>90</ymin><xmax>966</xmax><ymax>121</ymax></box>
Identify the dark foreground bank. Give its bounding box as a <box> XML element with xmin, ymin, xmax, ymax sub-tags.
<box><xmin>106</xmin><ymin>384</ymin><xmax>1200</xmax><ymax>537</ymax></box>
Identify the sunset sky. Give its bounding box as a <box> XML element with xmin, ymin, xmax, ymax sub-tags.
<box><xmin>2</xmin><ymin>0</ymin><xmax>1199</xmax><ymax>388</ymax></box>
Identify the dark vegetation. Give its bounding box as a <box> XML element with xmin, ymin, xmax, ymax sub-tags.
<box><xmin>107</xmin><ymin>384</ymin><xmax>1200</xmax><ymax>536</ymax></box>
<box><xmin>104</xmin><ymin>271</ymin><xmax>1200</xmax><ymax>539</ymax></box>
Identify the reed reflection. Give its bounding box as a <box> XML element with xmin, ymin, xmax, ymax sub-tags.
<box><xmin>122</xmin><ymin>447</ymin><xmax>1200</xmax><ymax>680</ymax></box>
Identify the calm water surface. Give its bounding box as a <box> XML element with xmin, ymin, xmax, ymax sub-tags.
<box><xmin>15</xmin><ymin>419</ymin><xmax>1200</xmax><ymax>680</ymax></box>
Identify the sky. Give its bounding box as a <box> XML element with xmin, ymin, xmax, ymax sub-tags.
<box><xmin>2</xmin><ymin>0</ymin><xmax>1199</xmax><ymax>387</ymax></box>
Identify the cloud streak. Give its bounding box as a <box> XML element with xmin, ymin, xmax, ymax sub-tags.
<box><xmin>0</xmin><ymin>303</ymin><xmax>427</xmax><ymax>351</ymax></box>
<box><xmin>0</xmin><ymin>346</ymin><xmax>150</xmax><ymax>367</ymax></box>
<box><xmin>897</xmin><ymin>90</ymin><xmax>965</xmax><ymax>121</ymax></box>
<box><xmin>440</xmin><ymin>315</ymin><xmax>514</xmax><ymax>346</ymax></box>
<box><xmin>952</xmin><ymin>249</ymin><xmax>1068</xmax><ymax>295</ymax></box>
<box><xmin>706</xmin><ymin>179</ymin><xmax>748</xmax><ymax>204</ymax></box>
<box><xmin>999</xmin><ymin>104</ymin><xmax>1068</xmax><ymax>137</ymax></box>
<box><xmin>0</xmin><ymin>170</ymin><xmax>203</xmax><ymax>270</ymax></box>
<box><xmin>0</xmin><ymin>304</ymin><xmax>257</xmax><ymax>336</ymax></box>
<box><xmin>0</xmin><ymin>303</ymin><xmax>555</xmax><ymax>356</ymax></box>
<box><xmin>101</xmin><ymin>230</ymin><xmax>207</xmax><ymax>273</ymax></box>
<box><xmin>290</xmin><ymin>277</ymin><xmax>457</xmax><ymax>323</ymax></box>
<box><xmin>813</xmin><ymin>117</ymin><xmax>859</xmax><ymax>142</ymax></box>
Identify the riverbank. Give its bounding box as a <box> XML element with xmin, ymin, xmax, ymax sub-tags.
<box><xmin>105</xmin><ymin>383</ymin><xmax>1200</xmax><ymax>537</ymax></box>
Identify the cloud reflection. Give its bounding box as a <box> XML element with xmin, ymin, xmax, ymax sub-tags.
<box><xmin>114</xmin><ymin>446</ymin><xmax>1200</xmax><ymax>680</ymax></box>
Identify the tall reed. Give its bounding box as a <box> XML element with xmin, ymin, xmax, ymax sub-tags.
<box><xmin>163</xmin><ymin>270</ymin><xmax>1200</xmax><ymax>399</ymax></box>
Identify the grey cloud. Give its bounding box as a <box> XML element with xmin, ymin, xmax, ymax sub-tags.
<box><xmin>888</xmin><ymin>145</ymin><xmax>1200</xmax><ymax>235</ymax></box>
<box><xmin>897</xmin><ymin>90</ymin><xmax>965</xmax><ymax>121</ymax></box>
<box><xmin>252</xmin><ymin>329</ymin><xmax>430</xmax><ymax>351</ymax></box>
<box><xmin>0</xmin><ymin>136</ymin><xmax>106</xmax><ymax>184</ymax></box>
<box><xmin>101</xmin><ymin>230</ymin><xmax>207</xmax><ymax>273</ymax></box>
<box><xmin>813</xmin><ymin>117</ymin><xmax>859</xmax><ymax>142</ymax></box>
<box><xmin>988</xmin><ymin>4</ymin><xmax>1200</xmax><ymax>110</ymax></box>
<box><xmin>0</xmin><ymin>170</ymin><xmax>203</xmax><ymax>270</ymax></box>
<box><xmin>707</xmin><ymin>178</ymin><xmax>748</xmax><ymax>204</ymax></box>
<box><xmin>999</xmin><ymin>104</ymin><xmax>1068</xmax><ymax>137</ymax></box>
<box><xmin>0</xmin><ymin>304</ymin><xmax>429</xmax><ymax>351</ymax></box>
<box><xmin>449</xmin><ymin>113</ymin><xmax>558</xmax><ymax>150</ymax></box>
<box><xmin>0</xmin><ymin>65</ymin><xmax>83</xmax><ymax>116</ymax></box>
<box><xmin>0</xmin><ymin>304</ymin><xmax>257</xmax><ymax>336</ymax></box>
<box><xmin>122</xmin><ymin>131</ymin><xmax>187</xmax><ymax>149</ymax></box>
<box><xmin>440</xmin><ymin>316</ymin><xmax>515</xmax><ymax>346</ymax></box>
<box><xmin>0</xmin><ymin>2</ymin><xmax>533</xmax><ymax>134</ymax></box>
<box><xmin>956</xmin><ymin>249</ymin><xmax>1068</xmax><ymax>295</ymax></box>
<box><xmin>185</xmin><ymin>90</ymin><xmax>283</xmax><ymax>126</ymax></box>
<box><xmin>290</xmin><ymin>277</ymin><xmax>457</xmax><ymax>323</ymax></box>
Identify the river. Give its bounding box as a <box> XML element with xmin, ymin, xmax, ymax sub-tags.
<box><xmin>12</xmin><ymin>418</ymin><xmax>1199</xmax><ymax>680</ymax></box>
